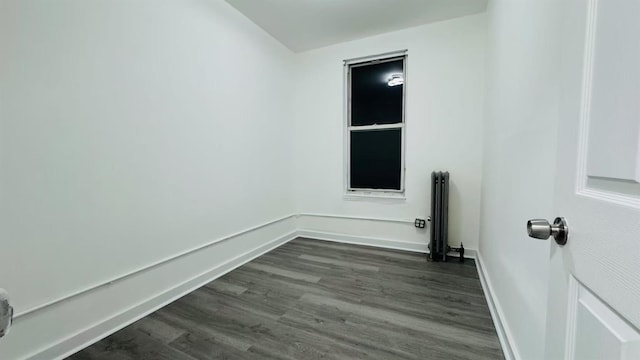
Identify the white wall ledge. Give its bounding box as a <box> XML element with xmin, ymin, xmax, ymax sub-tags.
<box><xmin>343</xmin><ymin>192</ymin><xmax>407</xmax><ymax>201</ymax></box>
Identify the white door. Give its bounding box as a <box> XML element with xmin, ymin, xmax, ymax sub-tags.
<box><xmin>541</xmin><ymin>0</ymin><xmax>640</xmax><ymax>359</ymax></box>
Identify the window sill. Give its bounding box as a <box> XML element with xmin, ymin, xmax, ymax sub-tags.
<box><xmin>343</xmin><ymin>191</ymin><xmax>406</xmax><ymax>201</ymax></box>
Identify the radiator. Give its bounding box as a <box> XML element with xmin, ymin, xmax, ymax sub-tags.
<box><xmin>429</xmin><ymin>171</ymin><xmax>450</xmax><ymax>261</ymax></box>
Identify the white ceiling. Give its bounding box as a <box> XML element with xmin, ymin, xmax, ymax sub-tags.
<box><xmin>225</xmin><ymin>0</ymin><xmax>488</xmax><ymax>52</ymax></box>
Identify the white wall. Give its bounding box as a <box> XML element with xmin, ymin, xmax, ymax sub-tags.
<box><xmin>0</xmin><ymin>2</ymin><xmax>517</xmax><ymax>358</ymax></box>
<box><xmin>478</xmin><ymin>0</ymin><xmax>562</xmax><ymax>359</ymax></box>
<box><xmin>293</xmin><ymin>14</ymin><xmax>486</xmax><ymax>252</ymax></box>
<box><xmin>0</xmin><ymin>1</ymin><xmax>296</xmax><ymax>358</ymax></box>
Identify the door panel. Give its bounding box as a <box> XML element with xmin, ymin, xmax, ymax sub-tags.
<box><xmin>567</xmin><ymin>276</ymin><xmax>640</xmax><ymax>360</ymax></box>
<box><xmin>585</xmin><ymin>0</ymin><xmax>640</xmax><ymax>185</ymax></box>
<box><xmin>545</xmin><ymin>0</ymin><xmax>640</xmax><ymax>358</ymax></box>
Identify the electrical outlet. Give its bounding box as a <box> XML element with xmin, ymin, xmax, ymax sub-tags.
<box><xmin>414</xmin><ymin>218</ymin><xmax>426</xmax><ymax>228</ymax></box>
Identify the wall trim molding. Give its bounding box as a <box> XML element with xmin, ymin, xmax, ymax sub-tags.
<box><xmin>32</xmin><ymin>231</ymin><xmax>298</xmax><ymax>360</ymax></box>
<box><xmin>297</xmin><ymin>213</ymin><xmax>415</xmax><ymax>225</ymax></box>
<box><xmin>17</xmin><ymin>212</ymin><xmax>419</xmax><ymax>321</ymax></box>
<box><xmin>475</xmin><ymin>252</ymin><xmax>519</xmax><ymax>360</ymax></box>
<box><xmin>297</xmin><ymin>213</ymin><xmax>475</xmax><ymax>257</ymax></box>
<box><xmin>298</xmin><ymin>229</ymin><xmax>427</xmax><ymax>253</ymax></box>
<box><xmin>298</xmin><ymin>229</ymin><xmax>476</xmax><ymax>259</ymax></box>
<box><xmin>20</xmin><ymin>213</ymin><xmax>480</xmax><ymax>359</ymax></box>
<box><xmin>15</xmin><ymin>214</ymin><xmax>296</xmax><ymax>320</ymax></box>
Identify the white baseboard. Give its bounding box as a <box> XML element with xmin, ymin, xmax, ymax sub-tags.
<box><xmin>298</xmin><ymin>229</ymin><xmax>476</xmax><ymax>259</ymax></box>
<box><xmin>40</xmin><ymin>231</ymin><xmax>296</xmax><ymax>360</ymax></box>
<box><xmin>39</xmin><ymin>231</ymin><xmax>297</xmax><ymax>360</ymax></box>
<box><xmin>16</xmin><ymin>215</ymin><xmax>479</xmax><ymax>360</ymax></box>
<box><xmin>298</xmin><ymin>229</ymin><xmax>427</xmax><ymax>253</ymax></box>
<box><xmin>475</xmin><ymin>252</ymin><xmax>519</xmax><ymax>360</ymax></box>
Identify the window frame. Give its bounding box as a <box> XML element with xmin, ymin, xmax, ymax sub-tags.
<box><xmin>344</xmin><ymin>51</ymin><xmax>407</xmax><ymax>197</ymax></box>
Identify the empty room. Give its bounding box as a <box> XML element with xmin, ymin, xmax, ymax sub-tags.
<box><xmin>1</xmin><ymin>0</ymin><xmax>639</xmax><ymax>359</ymax></box>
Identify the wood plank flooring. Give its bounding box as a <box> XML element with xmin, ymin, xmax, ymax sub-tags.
<box><xmin>68</xmin><ymin>238</ymin><xmax>504</xmax><ymax>360</ymax></box>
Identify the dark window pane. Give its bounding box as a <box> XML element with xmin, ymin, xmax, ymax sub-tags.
<box><xmin>350</xmin><ymin>129</ymin><xmax>401</xmax><ymax>190</ymax></box>
<box><xmin>350</xmin><ymin>59</ymin><xmax>404</xmax><ymax>126</ymax></box>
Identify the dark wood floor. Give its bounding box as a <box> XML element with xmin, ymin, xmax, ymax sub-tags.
<box><xmin>68</xmin><ymin>238</ymin><xmax>504</xmax><ymax>360</ymax></box>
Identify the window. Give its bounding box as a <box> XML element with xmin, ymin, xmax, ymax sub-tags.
<box><xmin>346</xmin><ymin>53</ymin><xmax>406</xmax><ymax>195</ymax></box>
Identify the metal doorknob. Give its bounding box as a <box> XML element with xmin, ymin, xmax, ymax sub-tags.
<box><xmin>0</xmin><ymin>289</ymin><xmax>12</xmax><ymax>338</ymax></box>
<box><xmin>527</xmin><ymin>217</ymin><xmax>568</xmax><ymax>245</ymax></box>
